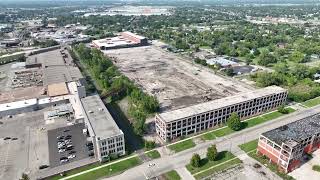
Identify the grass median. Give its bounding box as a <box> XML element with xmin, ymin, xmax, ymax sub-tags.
<box><xmin>302</xmin><ymin>97</ymin><xmax>320</xmax><ymax>107</ymax></box>
<box><xmin>186</xmin><ymin>151</ymin><xmax>236</xmax><ymax>174</ymax></box>
<box><xmin>66</xmin><ymin>156</ymin><xmax>141</xmax><ymax>180</ymax></box>
<box><xmin>193</xmin><ymin>158</ymin><xmax>242</xmax><ymax>180</ymax></box>
<box><xmin>238</xmin><ymin>139</ymin><xmax>258</xmax><ymax>153</ymax></box>
<box><xmin>168</xmin><ymin>139</ymin><xmax>196</xmax><ymax>153</ymax></box>
<box><xmin>163</xmin><ymin>170</ymin><xmax>181</xmax><ymax>180</ymax></box>
<box><xmin>145</xmin><ymin>150</ymin><xmax>161</xmax><ymax>159</ymax></box>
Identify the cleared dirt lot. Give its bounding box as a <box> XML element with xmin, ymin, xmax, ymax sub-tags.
<box><xmin>105</xmin><ymin>46</ymin><xmax>253</xmax><ymax>112</ymax></box>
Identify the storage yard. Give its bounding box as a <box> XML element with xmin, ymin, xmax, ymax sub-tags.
<box><xmin>106</xmin><ymin>45</ymin><xmax>254</xmax><ymax>112</ymax></box>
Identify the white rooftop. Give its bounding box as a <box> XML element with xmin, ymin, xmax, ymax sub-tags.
<box><xmin>81</xmin><ymin>95</ymin><xmax>123</xmax><ymax>139</ymax></box>
<box><xmin>157</xmin><ymin>86</ymin><xmax>287</xmax><ymax>123</ymax></box>
<box><xmin>0</xmin><ymin>98</ymin><xmax>37</xmax><ymax>111</ymax></box>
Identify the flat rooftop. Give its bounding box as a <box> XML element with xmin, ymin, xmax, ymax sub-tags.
<box><xmin>157</xmin><ymin>86</ymin><xmax>286</xmax><ymax>122</ymax></box>
<box><xmin>81</xmin><ymin>95</ymin><xmax>122</xmax><ymax>139</ymax></box>
<box><xmin>262</xmin><ymin>113</ymin><xmax>320</xmax><ymax>147</ymax></box>
<box><xmin>26</xmin><ymin>49</ymin><xmax>73</xmax><ymax>67</ymax></box>
<box><xmin>92</xmin><ymin>36</ymin><xmax>138</xmax><ymax>48</ymax></box>
<box><xmin>43</xmin><ymin>66</ymin><xmax>83</xmax><ymax>85</ymax></box>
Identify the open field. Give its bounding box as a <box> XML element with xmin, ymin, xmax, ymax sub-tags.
<box><xmin>105</xmin><ymin>46</ymin><xmax>252</xmax><ymax>112</ymax></box>
<box><xmin>145</xmin><ymin>150</ymin><xmax>161</xmax><ymax>159</ymax></box>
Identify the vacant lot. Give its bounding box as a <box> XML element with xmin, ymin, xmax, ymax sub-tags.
<box><xmin>106</xmin><ymin>46</ymin><xmax>252</xmax><ymax>112</ymax></box>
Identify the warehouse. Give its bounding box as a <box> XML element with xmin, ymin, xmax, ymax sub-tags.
<box><xmin>155</xmin><ymin>86</ymin><xmax>287</xmax><ymax>141</ymax></box>
<box><xmin>258</xmin><ymin>113</ymin><xmax>320</xmax><ymax>173</ymax></box>
<box><xmin>91</xmin><ymin>31</ymin><xmax>147</xmax><ymax>50</ymax></box>
<box><xmin>81</xmin><ymin>95</ymin><xmax>125</xmax><ymax>162</ymax></box>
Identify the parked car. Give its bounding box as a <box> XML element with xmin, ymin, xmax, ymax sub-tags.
<box><xmin>69</xmin><ymin>151</ymin><xmax>76</xmax><ymax>154</ymax></box>
<box><xmin>60</xmin><ymin>159</ymin><xmax>68</xmax><ymax>164</ymax></box>
<box><xmin>11</xmin><ymin>137</ymin><xmax>18</xmax><ymax>140</ymax></box>
<box><xmin>68</xmin><ymin>154</ymin><xmax>76</xmax><ymax>159</ymax></box>
<box><xmin>63</xmin><ymin>129</ymin><xmax>70</xmax><ymax>132</ymax></box>
<box><xmin>39</xmin><ymin>165</ymin><xmax>49</xmax><ymax>170</ymax></box>
<box><xmin>66</xmin><ymin>146</ymin><xmax>74</xmax><ymax>151</ymax></box>
<box><xmin>58</xmin><ymin>149</ymin><xmax>66</xmax><ymax>153</ymax></box>
<box><xmin>57</xmin><ymin>136</ymin><xmax>64</xmax><ymax>139</ymax></box>
<box><xmin>87</xmin><ymin>146</ymin><xmax>93</xmax><ymax>151</ymax></box>
<box><xmin>86</xmin><ymin>142</ymin><xmax>93</xmax><ymax>147</ymax></box>
<box><xmin>3</xmin><ymin>137</ymin><xmax>11</xmax><ymax>140</ymax></box>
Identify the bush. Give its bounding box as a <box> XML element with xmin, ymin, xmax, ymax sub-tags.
<box><xmin>207</xmin><ymin>144</ymin><xmax>218</xmax><ymax>161</ymax></box>
<box><xmin>277</xmin><ymin>105</ymin><xmax>289</xmax><ymax>114</ymax></box>
<box><xmin>190</xmin><ymin>153</ymin><xmax>201</xmax><ymax>168</ymax></box>
<box><xmin>144</xmin><ymin>140</ymin><xmax>156</xmax><ymax>150</ymax></box>
<box><xmin>227</xmin><ymin>113</ymin><xmax>242</xmax><ymax>131</ymax></box>
<box><xmin>312</xmin><ymin>165</ymin><xmax>320</xmax><ymax>172</ymax></box>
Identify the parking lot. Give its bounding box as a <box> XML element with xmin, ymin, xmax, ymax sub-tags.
<box><xmin>48</xmin><ymin>123</ymin><xmax>90</xmax><ymax>167</ymax></box>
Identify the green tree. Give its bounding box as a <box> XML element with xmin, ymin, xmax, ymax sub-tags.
<box><xmin>289</xmin><ymin>51</ymin><xmax>305</xmax><ymax>63</ymax></box>
<box><xmin>21</xmin><ymin>173</ymin><xmax>29</xmax><ymax>180</ymax></box>
<box><xmin>257</xmin><ymin>50</ymin><xmax>277</xmax><ymax>66</ymax></box>
<box><xmin>207</xmin><ymin>144</ymin><xmax>218</xmax><ymax>161</ymax></box>
<box><xmin>190</xmin><ymin>153</ymin><xmax>201</xmax><ymax>168</ymax></box>
<box><xmin>227</xmin><ymin>113</ymin><xmax>242</xmax><ymax>131</ymax></box>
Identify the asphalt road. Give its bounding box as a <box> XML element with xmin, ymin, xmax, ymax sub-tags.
<box><xmin>104</xmin><ymin>106</ymin><xmax>320</xmax><ymax>180</ymax></box>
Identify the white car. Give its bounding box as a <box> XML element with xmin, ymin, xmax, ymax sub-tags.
<box><xmin>58</xmin><ymin>149</ymin><xmax>66</xmax><ymax>153</ymax></box>
<box><xmin>58</xmin><ymin>142</ymin><xmax>65</xmax><ymax>146</ymax></box>
<box><xmin>68</xmin><ymin>154</ymin><xmax>76</xmax><ymax>159</ymax></box>
<box><xmin>60</xmin><ymin>159</ymin><xmax>68</xmax><ymax>163</ymax></box>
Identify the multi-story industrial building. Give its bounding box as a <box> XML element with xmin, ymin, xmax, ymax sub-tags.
<box><xmin>257</xmin><ymin>114</ymin><xmax>320</xmax><ymax>173</ymax></box>
<box><xmin>155</xmin><ymin>86</ymin><xmax>287</xmax><ymax>141</ymax></box>
<box><xmin>81</xmin><ymin>95</ymin><xmax>125</xmax><ymax>162</ymax></box>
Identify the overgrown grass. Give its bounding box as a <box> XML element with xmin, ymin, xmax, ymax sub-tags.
<box><xmin>145</xmin><ymin>150</ymin><xmax>161</xmax><ymax>159</ymax></box>
<box><xmin>67</xmin><ymin>157</ymin><xmax>141</xmax><ymax>180</ymax></box>
<box><xmin>238</xmin><ymin>139</ymin><xmax>258</xmax><ymax>153</ymax></box>
<box><xmin>248</xmin><ymin>152</ymin><xmax>295</xmax><ymax>180</ymax></box>
<box><xmin>163</xmin><ymin>170</ymin><xmax>181</xmax><ymax>180</ymax></box>
<box><xmin>193</xmin><ymin>158</ymin><xmax>242</xmax><ymax>180</ymax></box>
<box><xmin>302</xmin><ymin>97</ymin><xmax>320</xmax><ymax>107</ymax></box>
<box><xmin>168</xmin><ymin>139</ymin><xmax>196</xmax><ymax>153</ymax></box>
<box><xmin>186</xmin><ymin>151</ymin><xmax>236</xmax><ymax>174</ymax></box>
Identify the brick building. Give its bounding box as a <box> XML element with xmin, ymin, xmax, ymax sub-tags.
<box><xmin>258</xmin><ymin>113</ymin><xmax>320</xmax><ymax>173</ymax></box>
<box><xmin>156</xmin><ymin>86</ymin><xmax>287</xmax><ymax>142</ymax></box>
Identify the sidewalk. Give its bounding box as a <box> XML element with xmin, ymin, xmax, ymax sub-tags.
<box><xmin>175</xmin><ymin>167</ymin><xmax>195</xmax><ymax>180</ymax></box>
